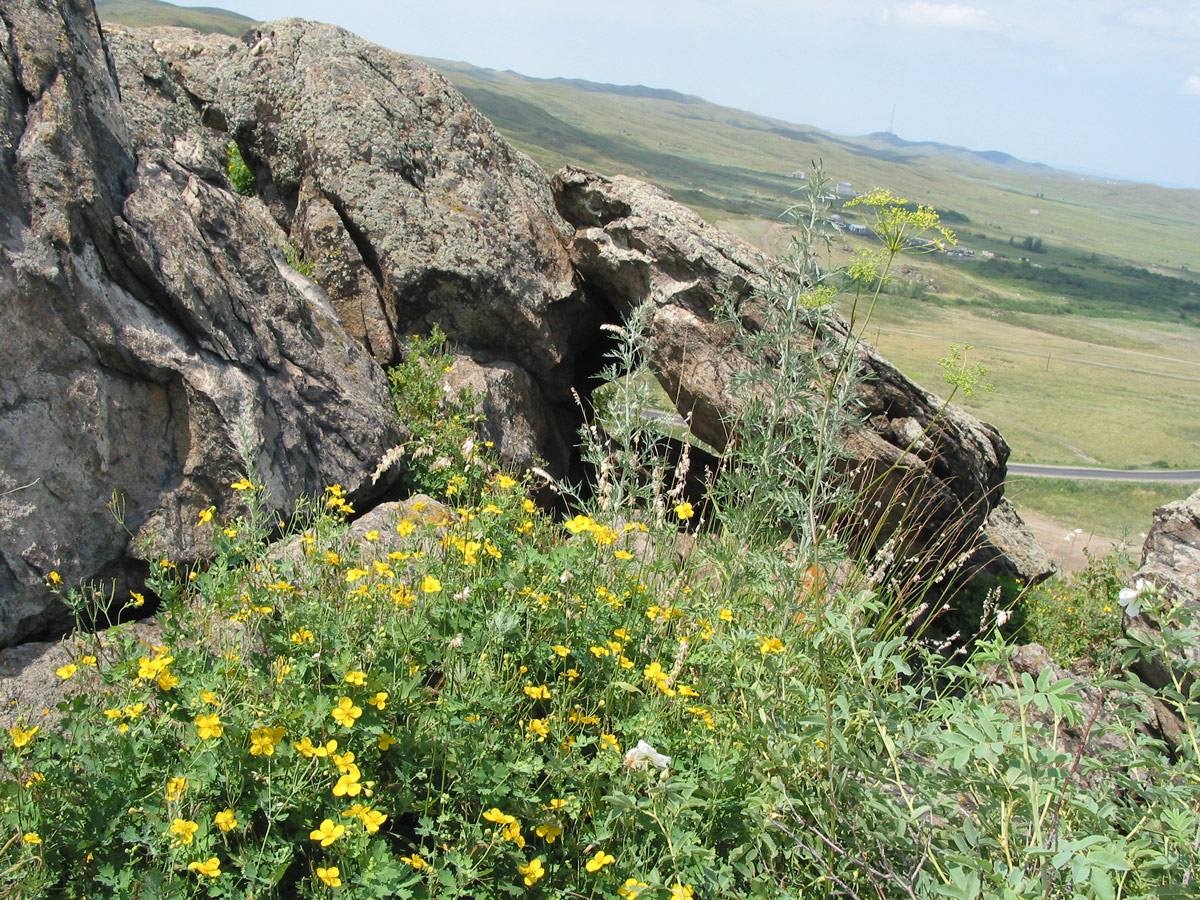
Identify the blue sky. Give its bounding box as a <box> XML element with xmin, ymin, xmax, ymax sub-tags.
<box><xmin>210</xmin><ymin>1</ymin><xmax>1200</xmax><ymax>189</ymax></box>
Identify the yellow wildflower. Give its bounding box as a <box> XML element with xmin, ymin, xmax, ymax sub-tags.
<box><xmin>170</xmin><ymin>819</ymin><xmax>199</xmax><ymax>844</ymax></box>
<box><xmin>401</xmin><ymin>853</ymin><xmax>429</xmax><ymax>870</ymax></box>
<box><xmin>331</xmin><ymin>697</ymin><xmax>363</xmax><ymax>728</ymax></box>
<box><xmin>585</xmin><ymin>850</ymin><xmax>615</xmax><ymax>872</ymax></box>
<box><xmin>249</xmin><ymin>726</ymin><xmax>284</xmax><ymax>756</ymax></box>
<box><xmin>188</xmin><ymin>857</ymin><xmax>221</xmax><ymax>878</ymax></box>
<box><xmin>195</xmin><ymin>713</ymin><xmax>223</xmax><ymax>740</ymax></box>
<box><xmin>214</xmin><ymin>809</ymin><xmax>238</xmax><ymax>832</ymax></box>
<box><xmin>759</xmin><ymin>637</ymin><xmax>785</xmax><ymax>655</ymax></box>
<box><xmin>519</xmin><ymin>857</ymin><xmax>545</xmax><ymax>886</ymax></box>
<box><xmin>619</xmin><ymin>878</ymin><xmax>650</xmax><ymax>899</ymax></box>
<box><xmin>310</xmin><ymin>819</ymin><xmax>345</xmax><ymax>847</ymax></box>
<box><xmin>316</xmin><ymin>865</ymin><xmax>341</xmax><ymax>887</ymax></box>
<box><xmin>360</xmin><ymin>808</ymin><xmax>387</xmax><ymax>834</ymax></box>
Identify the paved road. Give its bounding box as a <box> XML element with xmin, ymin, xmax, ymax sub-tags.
<box><xmin>620</xmin><ymin>406</ymin><xmax>1200</xmax><ymax>483</ymax></box>
<box><xmin>1008</xmin><ymin>463</ymin><xmax>1200</xmax><ymax>482</ymax></box>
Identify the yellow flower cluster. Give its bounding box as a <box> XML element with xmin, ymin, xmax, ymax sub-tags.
<box><xmin>519</xmin><ymin>857</ymin><xmax>545</xmax><ymax>886</ymax></box>
<box><xmin>9</xmin><ymin>724</ymin><xmax>39</xmax><ymax>748</ymax></box>
<box><xmin>340</xmin><ymin>802</ymin><xmax>387</xmax><ymax>834</ymax></box>
<box><xmin>249</xmin><ymin>725</ymin><xmax>285</xmax><ymax>756</ymax></box>
<box><xmin>483</xmin><ymin>808</ymin><xmax>526</xmax><ymax>848</ymax></box>
<box><xmin>585</xmin><ymin>849</ymin><xmax>615</xmax><ymax>872</ymax></box>
<box><xmin>195</xmin><ymin>713</ymin><xmax>223</xmax><ymax>740</ymax></box>
<box><xmin>137</xmin><ymin>646</ymin><xmax>178</xmax><ymax>691</ymax></box>
<box><xmin>324</xmin><ymin>484</ymin><xmax>355</xmax><ymax>516</ymax></box>
<box><xmin>331</xmin><ymin>697</ymin><xmax>363</xmax><ymax>728</ymax></box>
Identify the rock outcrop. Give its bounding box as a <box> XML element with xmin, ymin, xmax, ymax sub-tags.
<box><xmin>0</xmin><ymin>1</ymin><xmax>401</xmax><ymax>646</ymax></box>
<box><xmin>1124</xmin><ymin>488</ymin><xmax>1200</xmax><ymax>700</ymax></box>
<box><xmin>125</xmin><ymin>20</ymin><xmax>597</xmax><ymax>455</ymax></box>
<box><xmin>968</xmin><ymin>499</ymin><xmax>1057</xmax><ymax>583</ymax></box>
<box><xmin>0</xmin><ymin>1</ymin><xmax>1040</xmax><ymax>646</ymax></box>
<box><xmin>554</xmin><ymin>167</ymin><xmax>1010</xmax><ymax>548</ymax></box>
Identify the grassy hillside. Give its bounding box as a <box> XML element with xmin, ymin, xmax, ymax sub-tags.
<box><xmin>425</xmin><ymin>58</ymin><xmax>1200</xmax><ymax>282</ymax></box>
<box><xmin>96</xmin><ymin>0</ymin><xmax>256</xmax><ymax>36</ymax></box>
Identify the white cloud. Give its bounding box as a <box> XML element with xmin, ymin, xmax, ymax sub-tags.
<box><xmin>891</xmin><ymin>2</ymin><xmax>996</xmax><ymax>30</ymax></box>
<box><xmin>1183</xmin><ymin>75</ymin><xmax>1200</xmax><ymax>95</ymax></box>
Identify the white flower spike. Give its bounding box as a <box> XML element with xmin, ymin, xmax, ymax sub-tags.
<box><xmin>624</xmin><ymin>740</ymin><xmax>671</xmax><ymax>770</ymax></box>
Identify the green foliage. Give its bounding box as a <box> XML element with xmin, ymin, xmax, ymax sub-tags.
<box><xmin>282</xmin><ymin>243</ymin><xmax>316</xmax><ymax>279</ymax></box>
<box><xmin>225</xmin><ymin>142</ymin><xmax>256</xmax><ymax>198</ymax></box>
<box><xmin>969</xmin><ymin>252</ymin><xmax>1200</xmax><ymax>320</ymax></box>
<box><xmin>1015</xmin><ymin>548</ymin><xmax>1132</xmax><ymax>666</ymax></box>
<box><xmin>5</xmin><ymin>194</ymin><xmax>1197</xmax><ymax>900</ymax></box>
<box><xmin>386</xmin><ymin>327</ymin><xmax>486</xmax><ymax>498</ymax></box>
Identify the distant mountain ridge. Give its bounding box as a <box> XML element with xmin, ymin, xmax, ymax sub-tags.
<box><xmin>427</xmin><ymin>56</ymin><xmax>1068</xmax><ymax>180</ymax></box>
<box><xmin>96</xmin><ymin>0</ymin><xmax>1200</xmax><ymax>273</ymax></box>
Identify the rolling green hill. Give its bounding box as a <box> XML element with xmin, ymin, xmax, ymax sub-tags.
<box><xmin>96</xmin><ymin>0</ymin><xmax>256</xmax><ymax>37</ymax></box>
<box><xmin>424</xmin><ymin>58</ymin><xmax>1200</xmax><ymax>284</ymax></box>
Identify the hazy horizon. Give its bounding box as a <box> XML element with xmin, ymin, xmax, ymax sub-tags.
<box><xmin>168</xmin><ymin>0</ymin><xmax>1200</xmax><ymax>191</ymax></box>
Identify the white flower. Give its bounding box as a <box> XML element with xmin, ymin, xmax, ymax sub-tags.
<box><xmin>623</xmin><ymin>740</ymin><xmax>671</xmax><ymax>770</ymax></box>
<box><xmin>1118</xmin><ymin>578</ymin><xmax>1148</xmax><ymax>618</ymax></box>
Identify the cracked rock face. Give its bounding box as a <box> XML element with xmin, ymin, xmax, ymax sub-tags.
<box><xmin>140</xmin><ymin>20</ymin><xmax>596</xmax><ymax>391</ymax></box>
<box><xmin>0</xmin><ymin>1</ymin><xmax>402</xmax><ymax>646</ymax></box>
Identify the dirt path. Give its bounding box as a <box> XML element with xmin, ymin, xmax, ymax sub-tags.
<box><xmin>1018</xmin><ymin>508</ymin><xmax>1127</xmax><ymax>574</ymax></box>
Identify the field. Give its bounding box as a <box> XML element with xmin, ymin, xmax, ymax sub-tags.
<box><xmin>1006</xmin><ymin>477</ymin><xmax>1192</xmax><ymax>540</ymax></box>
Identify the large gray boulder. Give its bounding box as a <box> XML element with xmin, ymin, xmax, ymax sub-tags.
<box><xmin>123</xmin><ymin>19</ymin><xmax>597</xmax><ymax>475</ymax></box>
<box><xmin>0</xmin><ymin>1</ymin><xmax>402</xmax><ymax>646</ymax></box>
<box><xmin>553</xmin><ymin>167</ymin><xmax>1013</xmax><ymax>552</ymax></box>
